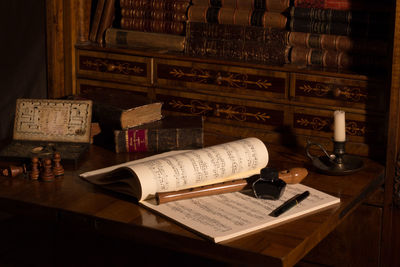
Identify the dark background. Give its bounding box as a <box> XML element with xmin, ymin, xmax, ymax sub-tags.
<box><xmin>0</xmin><ymin>1</ymin><xmax>47</xmax><ymax>142</ymax></box>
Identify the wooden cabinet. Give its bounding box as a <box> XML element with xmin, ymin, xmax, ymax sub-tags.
<box><xmin>75</xmin><ymin>45</ymin><xmax>387</xmax><ymax>159</ymax></box>
<box><xmin>45</xmin><ymin>0</ymin><xmax>400</xmax><ymax>266</ymax></box>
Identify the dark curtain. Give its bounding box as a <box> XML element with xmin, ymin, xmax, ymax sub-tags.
<box><xmin>0</xmin><ymin>1</ymin><xmax>47</xmax><ymax>142</ymax></box>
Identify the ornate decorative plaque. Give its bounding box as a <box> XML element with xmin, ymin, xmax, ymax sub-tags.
<box><xmin>13</xmin><ymin>99</ymin><xmax>92</xmax><ymax>142</ymax></box>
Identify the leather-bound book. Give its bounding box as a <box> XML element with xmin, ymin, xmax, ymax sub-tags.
<box><xmin>120</xmin><ymin>8</ymin><xmax>188</xmax><ymax>22</ymax></box>
<box><xmin>78</xmin><ymin>86</ymin><xmax>162</xmax><ymax>130</ymax></box>
<box><xmin>191</xmin><ymin>0</ymin><xmax>237</xmax><ymax>8</ymax></box>
<box><xmin>89</xmin><ymin>0</ymin><xmax>106</xmax><ymax>42</ymax></box>
<box><xmin>289</xmin><ymin>18</ymin><xmax>390</xmax><ymax>38</ymax></box>
<box><xmin>191</xmin><ymin>0</ymin><xmax>290</xmax><ymax>11</ymax></box>
<box><xmin>288</xmin><ymin>46</ymin><xmax>386</xmax><ymax>70</ymax></box>
<box><xmin>185</xmin><ymin>22</ymin><xmax>288</xmax><ymax>65</ymax></box>
<box><xmin>187</xmin><ymin>6</ymin><xmax>287</xmax><ymax>29</ymax></box>
<box><xmin>114</xmin><ymin>116</ymin><xmax>204</xmax><ymax>153</ymax></box>
<box><xmin>287</xmin><ymin>31</ymin><xmax>388</xmax><ymax>56</ymax></box>
<box><xmin>119</xmin><ymin>0</ymin><xmax>148</xmax><ymax>8</ymax></box>
<box><xmin>289</xmin><ymin>7</ymin><xmax>389</xmax><ymax>24</ymax></box>
<box><xmin>120</xmin><ymin>18</ymin><xmax>186</xmax><ymax>35</ymax></box>
<box><xmin>105</xmin><ymin>28</ymin><xmax>186</xmax><ymax>51</ymax></box>
<box><xmin>96</xmin><ymin>0</ymin><xmax>116</xmax><ymax>44</ymax></box>
<box><xmin>293</xmin><ymin>0</ymin><xmax>390</xmax><ymax>11</ymax></box>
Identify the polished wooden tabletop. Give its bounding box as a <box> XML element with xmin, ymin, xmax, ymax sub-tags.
<box><xmin>0</xmin><ymin>139</ymin><xmax>384</xmax><ymax>267</ymax></box>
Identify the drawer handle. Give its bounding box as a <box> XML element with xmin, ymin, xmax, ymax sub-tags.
<box><xmin>107</xmin><ymin>63</ymin><xmax>117</xmax><ymax>72</ymax></box>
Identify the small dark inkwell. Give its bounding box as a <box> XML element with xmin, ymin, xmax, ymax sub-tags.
<box><xmin>252</xmin><ymin>167</ymin><xmax>286</xmax><ymax>200</ymax></box>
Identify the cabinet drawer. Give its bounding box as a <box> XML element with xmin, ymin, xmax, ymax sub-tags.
<box><xmin>292</xmin><ymin>107</ymin><xmax>385</xmax><ymax>144</ymax></box>
<box><xmin>76</xmin><ymin>79</ymin><xmax>150</xmax><ymax>95</ymax></box>
<box><xmin>77</xmin><ymin>50</ymin><xmax>151</xmax><ymax>85</ymax></box>
<box><xmin>155</xmin><ymin>88</ymin><xmax>286</xmax><ymax>131</ymax></box>
<box><xmin>291</xmin><ymin>73</ymin><xmax>386</xmax><ymax>111</ymax></box>
<box><xmin>155</xmin><ymin>58</ymin><xmax>288</xmax><ymax>100</ymax></box>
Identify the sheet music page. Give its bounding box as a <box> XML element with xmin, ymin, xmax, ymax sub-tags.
<box><xmin>141</xmin><ymin>183</ymin><xmax>340</xmax><ymax>243</ymax></box>
<box><xmin>131</xmin><ymin>137</ymin><xmax>268</xmax><ymax>200</ymax></box>
<box><xmin>80</xmin><ymin>138</ymin><xmax>269</xmax><ymax>201</ymax></box>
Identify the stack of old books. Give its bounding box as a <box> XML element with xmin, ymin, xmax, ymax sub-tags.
<box><xmin>286</xmin><ymin>0</ymin><xmax>390</xmax><ymax>71</ymax></box>
<box><xmin>78</xmin><ymin>86</ymin><xmax>204</xmax><ymax>153</ymax></box>
<box><xmin>184</xmin><ymin>0</ymin><xmax>291</xmax><ymax>65</ymax></box>
<box><xmin>102</xmin><ymin>0</ymin><xmax>191</xmax><ymax>51</ymax></box>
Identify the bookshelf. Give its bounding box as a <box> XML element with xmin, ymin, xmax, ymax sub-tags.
<box><xmin>45</xmin><ymin>0</ymin><xmax>400</xmax><ymax>265</ymax></box>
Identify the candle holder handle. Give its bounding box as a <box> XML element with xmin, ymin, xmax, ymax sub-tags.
<box><xmin>305</xmin><ymin>139</ymin><xmax>364</xmax><ymax>176</ymax></box>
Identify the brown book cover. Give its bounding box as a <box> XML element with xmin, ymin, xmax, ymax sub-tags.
<box><xmin>105</xmin><ymin>28</ymin><xmax>186</xmax><ymax>51</ymax></box>
<box><xmin>288</xmin><ymin>46</ymin><xmax>386</xmax><ymax>70</ymax></box>
<box><xmin>114</xmin><ymin>116</ymin><xmax>204</xmax><ymax>153</ymax></box>
<box><xmin>96</xmin><ymin>0</ymin><xmax>116</xmax><ymax>44</ymax></box>
<box><xmin>289</xmin><ymin>18</ymin><xmax>389</xmax><ymax>38</ymax></box>
<box><xmin>293</xmin><ymin>0</ymin><xmax>390</xmax><ymax>11</ymax></box>
<box><xmin>192</xmin><ymin>0</ymin><xmax>290</xmax><ymax>11</ymax></box>
<box><xmin>89</xmin><ymin>0</ymin><xmax>106</xmax><ymax>42</ymax></box>
<box><xmin>192</xmin><ymin>0</ymin><xmax>237</xmax><ymax>8</ymax></box>
<box><xmin>121</xmin><ymin>17</ymin><xmax>186</xmax><ymax>35</ymax></box>
<box><xmin>77</xmin><ymin>87</ymin><xmax>163</xmax><ymax>130</ymax></box>
<box><xmin>287</xmin><ymin>31</ymin><xmax>388</xmax><ymax>56</ymax></box>
<box><xmin>120</xmin><ymin>0</ymin><xmax>148</xmax><ymax>8</ymax></box>
<box><xmin>188</xmin><ymin>6</ymin><xmax>287</xmax><ymax>29</ymax></box>
<box><xmin>289</xmin><ymin>6</ymin><xmax>389</xmax><ymax>24</ymax></box>
<box><xmin>120</xmin><ymin>0</ymin><xmax>190</xmax><ymax>12</ymax></box>
<box><xmin>121</xmin><ymin>8</ymin><xmax>188</xmax><ymax>22</ymax></box>
<box><xmin>185</xmin><ymin>22</ymin><xmax>288</xmax><ymax>65</ymax></box>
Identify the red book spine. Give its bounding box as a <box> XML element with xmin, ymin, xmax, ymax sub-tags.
<box><xmin>126</xmin><ymin>129</ymin><xmax>148</xmax><ymax>152</ymax></box>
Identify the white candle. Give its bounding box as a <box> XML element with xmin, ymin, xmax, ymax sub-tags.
<box><xmin>333</xmin><ymin>110</ymin><xmax>346</xmax><ymax>142</ymax></box>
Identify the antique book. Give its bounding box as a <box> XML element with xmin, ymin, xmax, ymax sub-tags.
<box><xmin>120</xmin><ymin>8</ymin><xmax>188</xmax><ymax>22</ymax></box>
<box><xmin>120</xmin><ymin>0</ymin><xmax>191</xmax><ymax>12</ymax></box>
<box><xmin>105</xmin><ymin>28</ymin><xmax>186</xmax><ymax>51</ymax></box>
<box><xmin>77</xmin><ymin>88</ymin><xmax>162</xmax><ymax>130</ymax></box>
<box><xmin>114</xmin><ymin>115</ymin><xmax>204</xmax><ymax>153</ymax></box>
<box><xmin>288</xmin><ymin>46</ymin><xmax>386</xmax><ymax>70</ymax></box>
<box><xmin>192</xmin><ymin>0</ymin><xmax>290</xmax><ymax>11</ymax></box>
<box><xmin>120</xmin><ymin>18</ymin><xmax>186</xmax><ymax>35</ymax></box>
<box><xmin>96</xmin><ymin>0</ymin><xmax>116</xmax><ymax>44</ymax></box>
<box><xmin>80</xmin><ymin>137</ymin><xmax>340</xmax><ymax>243</ymax></box>
<box><xmin>289</xmin><ymin>18</ymin><xmax>389</xmax><ymax>38</ymax></box>
<box><xmin>191</xmin><ymin>0</ymin><xmax>237</xmax><ymax>8</ymax></box>
<box><xmin>289</xmin><ymin>7</ymin><xmax>388</xmax><ymax>24</ymax></box>
<box><xmin>287</xmin><ymin>31</ymin><xmax>388</xmax><ymax>55</ymax></box>
<box><xmin>185</xmin><ymin>22</ymin><xmax>288</xmax><ymax>65</ymax></box>
<box><xmin>293</xmin><ymin>0</ymin><xmax>390</xmax><ymax>11</ymax></box>
<box><xmin>187</xmin><ymin>6</ymin><xmax>287</xmax><ymax>28</ymax></box>
<box><xmin>89</xmin><ymin>0</ymin><xmax>106</xmax><ymax>42</ymax></box>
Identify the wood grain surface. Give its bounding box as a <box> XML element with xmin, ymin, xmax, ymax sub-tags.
<box><xmin>0</xmin><ymin>135</ymin><xmax>384</xmax><ymax>267</ymax></box>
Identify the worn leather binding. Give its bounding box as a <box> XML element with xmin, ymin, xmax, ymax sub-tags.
<box><xmin>185</xmin><ymin>22</ymin><xmax>288</xmax><ymax>65</ymax></box>
<box><xmin>114</xmin><ymin>116</ymin><xmax>204</xmax><ymax>153</ymax></box>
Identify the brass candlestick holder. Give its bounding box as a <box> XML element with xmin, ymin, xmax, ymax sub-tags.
<box><xmin>305</xmin><ymin>139</ymin><xmax>364</xmax><ymax>175</ymax></box>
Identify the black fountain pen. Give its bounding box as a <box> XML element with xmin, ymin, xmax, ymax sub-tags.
<box><xmin>269</xmin><ymin>190</ymin><xmax>310</xmax><ymax>217</ymax></box>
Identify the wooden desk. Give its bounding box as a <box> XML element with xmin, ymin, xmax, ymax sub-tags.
<box><xmin>0</xmin><ymin>143</ymin><xmax>384</xmax><ymax>267</ymax></box>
